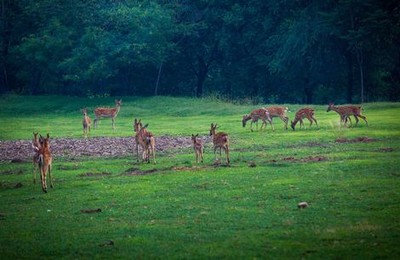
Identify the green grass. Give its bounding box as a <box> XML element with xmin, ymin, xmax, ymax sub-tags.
<box><xmin>1</xmin><ymin>95</ymin><xmax>400</xmax><ymax>259</ymax></box>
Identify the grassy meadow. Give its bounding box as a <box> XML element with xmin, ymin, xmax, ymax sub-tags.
<box><xmin>0</xmin><ymin>95</ymin><xmax>400</xmax><ymax>259</ymax></box>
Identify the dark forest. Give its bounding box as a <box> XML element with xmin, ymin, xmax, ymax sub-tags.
<box><xmin>1</xmin><ymin>0</ymin><xmax>399</xmax><ymax>103</ymax></box>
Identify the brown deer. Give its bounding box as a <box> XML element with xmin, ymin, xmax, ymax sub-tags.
<box><xmin>242</xmin><ymin>108</ymin><xmax>274</xmax><ymax>132</ymax></box>
<box><xmin>209</xmin><ymin>123</ymin><xmax>230</xmax><ymax>166</ymax></box>
<box><xmin>291</xmin><ymin>108</ymin><xmax>318</xmax><ymax>130</ymax></box>
<box><xmin>191</xmin><ymin>134</ymin><xmax>204</xmax><ymax>163</ymax></box>
<box><xmin>32</xmin><ymin>132</ymin><xmax>42</xmax><ymax>184</ymax></box>
<box><xmin>38</xmin><ymin>134</ymin><xmax>53</xmax><ymax>193</ymax></box>
<box><xmin>263</xmin><ymin>106</ymin><xmax>290</xmax><ymax>129</ymax></box>
<box><xmin>133</xmin><ymin>118</ymin><xmax>156</xmax><ymax>164</ymax></box>
<box><xmin>82</xmin><ymin>108</ymin><xmax>91</xmax><ymax>138</ymax></box>
<box><xmin>94</xmin><ymin>99</ymin><xmax>122</xmax><ymax>129</ymax></box>
<box><xmin>327</xmin><ymin>103</ymin><xmax>368</xmax><ymax>126</ymax></box>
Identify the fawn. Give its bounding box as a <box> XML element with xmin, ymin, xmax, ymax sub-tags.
<box><xmin>327</xmin><ymin>103</ymin><xmax>368</xmax><ymax>126</ymax></box>
<box><xmin>38</xmin><ymin>134</ymin><xmax>53</xmax><ymax>193</ymax></box>
<box><xmin>263</xmin><ymin>106</ymin><xmax>290</xmax><ymax>129</ymax></box>
<box><xmin>82</xmin><ymin>108</ymin><xmax>91</xmax><ymax>138</ymax></box>
<box><xmin>242</xmin><ymin>108</ymin><xmax>274</xmax><ymax>132</ymax></box>
<box><xmin>191</xmin><ymin>134</ymin><xmax>204</xmax><ymax>163</ymax></box>
<box><xmin>291</xmin><ymin>108</ymin><xmax>318</xmax><ymax>130</ymax></box>
<box><xmin>209</xmin><ymin>123</ymin><xmax>230</xmax><ymax>166</ymax></box>
<box><xmin>134</xmin><ymin>118</ymin><xmax>156</xmax><ymax>164</ymax></box>
<box><xmin>94</xmin><ymin>99</ymin><xmax>122</xmax><ymax>129</ymax></box>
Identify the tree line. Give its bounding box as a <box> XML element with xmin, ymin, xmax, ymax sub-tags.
<box><xmin>1</xmin><ymin>0</ymin><xmax>399</xmax><ymax>103</ymax></box>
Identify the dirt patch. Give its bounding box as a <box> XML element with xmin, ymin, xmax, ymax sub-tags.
<box><xmin>123</xmin><ymin>168</ymin><xmax>159</xmax><ymax>176</ymax></box>
<box><xmin>0</xmin><ymin>135</ymin><xmax>211</xmax><ymax>162</ymax></box>
<box><xmin>78</xmin><ymin>172</ymin><xmax>112</xmax><ymax>178</ymax></box>
<box><xmin>0</xmin><ymin>181</ymin><xmax>23</xmax><ymax>189</ymax></box>
<box><xmin>273</xmin><ymin>156</ymin><xmax>327</xmax><ymax>163</ymax></box>
<box><xmin>378</xmin><ymin>147</ymin><xmax>394</xmax><ymax>152</ymax></box>
<box><xmin>0</xmin><ymin>169</ymin><xmax>24</xmax><ymax>175</ymax></box>
<box><xmin>335</xmin><ymin>136</ymin><xmax>376</xmax><ymax>143</ymax></box>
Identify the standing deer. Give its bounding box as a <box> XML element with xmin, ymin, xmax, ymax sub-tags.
<box><xmin>327</xmin><ymin>103</ymin><xmax>368</xmax><ymax>126</ymax></box>
<box><xmin>291</xmin><ymin>108</ymin><xmax>318</xmax><ymax>130</ymax></box>
<box><xmin>242</xmin><ymin>108</ymin><xmax>274</xmax><ymax>132</ymax></box>
<box><xmin>263</xmin><ymin>106</ymin><xmax>290</xmax><ymax>129</ymax></box>
<box><xmin>133</xmin><ymin>118</ymin><xmax>156</xmax><ymax>164</ymax></box>
<box><xmin>191</xmin><ymin>134</ymin><xmax>204</xmax><ymax>163</ymax></box>
<box><xmin>94</xmin><ymin>99</ymin><xmax>122</xmax><ymax>129</ymax></box>
<box><xmin>209</xmin><ymin>123</ymin><xmax>230</xmax><ymax>166</ymax></box>
<box><xmin>38</xmin><ymin>134</ymin><xmax>53</xmax><ymax>193</ymax></box>
<box><xmin>82</xmin><ymin>108</ymin><xmax>91</xmax><ymax>138</ymax></box>
<box><xmin>32</xmin><ymin>132</ymin><xmax>42</xmax><ymax>184</ymax></box>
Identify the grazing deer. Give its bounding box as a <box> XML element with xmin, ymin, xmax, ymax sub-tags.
<box><xmin>38</xmin><ymin>134</ymin><xmax>53</xmax><ymax>193</ymax></box>
<box><xmin>263</xmin><ymin>106</ymin><xmax>290</xmax><ymax>129</ymax></box>
<box><xmin>209</xmin><ymin>123</ymin><xmax>230</xmax><ymax>166</ymax></box>
<box><xmin>94</xmin><ymin>99</ymin><xmax>122</xmax><ymax>129</ymax></box>
<box><xmin>327</xmin><ymin>103</ymin><xmax>368</xmax><ymax>126</ymax></box>
<box><xmin>291</xmin><ymin>108</ymin><xmax>318</xmax><ymax>130</ymax></box>
<box><xmin>82</xmin><ymin>108</ymin><xmax>91</xmax><ymax>138</ymax></box>
<box><xmin>242</xmin><ymin>108</ymin><xmax>274</xmax><ymax>132</ymax></box>
<box><xmin>133</xmin><ymin>118</ymin><xmax>156</xmax><ymax>164</ymax></box>
<box><xmin>32</xmin><ymin>132</ymin><xmax>43</xmax><ymax>184</ymax></box>
<box><xmin>191</xmin><ymin>134</ymin><xmax>204</xmax><ymax>163</ymax></box>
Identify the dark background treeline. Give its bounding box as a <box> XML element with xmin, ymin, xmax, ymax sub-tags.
<box><xmin>1</xmin><ymin>0</ymin><xmax>399</xmax><ymax>103</ymax></box>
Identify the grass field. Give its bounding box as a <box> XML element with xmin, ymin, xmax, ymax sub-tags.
<box><xmin>1</xmin><ymin>95</ymin><xmax>400</xmax><ymax>259</ymax></box>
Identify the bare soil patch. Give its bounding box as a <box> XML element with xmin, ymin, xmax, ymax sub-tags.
<box><xmin>335</xmin><ymin>136</ymin><xmax>376</xmax><ymax>143</ymax></box>
<box><xmin>78</xmin><ymin>172</ymin><xmax>112</xmax><ymax>178</ymax></box>
<box><xmin>0</xmin><ymin>135</ymin><xmax>210</xmax><ymax>162</ymax></box>
<box><xmin>271</xmin><ymin>156</ymin><xmax>327</xmax><ymax>163</ymax></box>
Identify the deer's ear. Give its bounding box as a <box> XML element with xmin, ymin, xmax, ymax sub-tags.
<box><xmin>144</xmin><ymin>123</ymin><xmax>149</xmax><ymax>128</ymax></box>
<box><xmin>196</xmin><ymin>134</ymin><xmax>199</xmax><ymax>137</ymax></box>
<box><xmin>47</xmin><ymin>133</ymin><xmax>50</xmax><ymax>139</ymax></box>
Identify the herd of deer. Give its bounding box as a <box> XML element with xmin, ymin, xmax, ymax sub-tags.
<box><xmin>32</xmin><ymin>100</ymin><xmax>368</xmax><ymax>193</ymax></box>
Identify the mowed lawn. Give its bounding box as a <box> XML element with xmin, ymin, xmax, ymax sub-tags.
<box><xmin>0</xmin><ymin>95</ymin><xmax>400</xmax><ymax>259</ymax></box>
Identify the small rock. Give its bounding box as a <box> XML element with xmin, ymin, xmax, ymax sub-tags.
<box><xmin>298</xmin><ymin>202</ymin><xmax>309</xmax><ymax>209</ymax></box>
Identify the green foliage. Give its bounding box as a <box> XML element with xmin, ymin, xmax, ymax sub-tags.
<box><xmin>0</xmin><ymin>96</ymin><xmax>400</xmax><ymax>258</ymax></box>
<box><xmin>2</xmin><ymin>0</ymin><xmax>399</xmax><ymax>101</ymax></box>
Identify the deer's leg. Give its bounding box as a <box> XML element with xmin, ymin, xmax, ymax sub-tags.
<box><xmin>33</xmin><ymin>156</ymin><xmax>37</xmax><ymax>184</ymax></box>
<box><xmin>41</xmin><ymin>168</ymin><xmax>47</xmax><ymax>193</ymax></box>
<box><xmin>283</xmin><ymin>116</ymin><xmax>289</xmax><ymax>129</ymax></box>
<box><xmin>358</xmin><ymin>114</ymin><xmax>368</xmax><ymax>126</ymax></box>
<box><xmin>313</xmin><ymin>117</ymin><xmax>319</xmax><ymax>128</ymax></box>
<box><xmin>270</xmin><ymin>119</ymin><xmax>275</xmax><ymax>131</ymax></box>
<box><xmin>49</xmin><ymin>164</ymin><xmax>53</xmax><ymax>188</ymax></box>
<box><xmin>112</xmin><ymin>117</ymin><xmax>115</xmax><ymax>129</ymax></box>
<box><xmin>200</xmin><ymin>148</ymin><xmax>204</xmax><ymax>163</ymax></box>
<box><xmin>152</xmin><ymin>145</ymin><xmax>156</xmax><ymax>164</ymax></box>
<box><xmin>224</xmin><ymin>146</ymin><xmax>230</xmax><ymax>165</ymax></box>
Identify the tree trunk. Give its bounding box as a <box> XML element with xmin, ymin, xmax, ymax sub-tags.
<box><xmin>346</xmin><ymin>51</ymin><xmax>353</xmax><ymax>103</ymax></box>
<box><xmin>195</xmin><ymin>55</ymin><xmax>208</xmax><ymax>98</ymax></box>
<box><xmin>154</xmin><ymin>63</ymin><xmax>163</xmax><ymax>96</ymax></box>
<box><xmin>356</xmin><ymin>48</ymin><xmax>364</xmax><ymax>103</ymax></box>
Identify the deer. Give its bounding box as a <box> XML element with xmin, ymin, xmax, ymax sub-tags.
<box><xmin>133</xmin><ymin>118</ymin><xmax>156</xmax><ymax>164</ymax></box>
<box><xmin>242</xmin><ymin>108</ymin><xmax>274</xmax><ymax>132</ymax></box>
<box><xmin>38</xmin><ymin>133</ymin><xmax>53</xmax><ymax>193</ymax></box>
<box><xmin>82</xmin><ymin>108</ymin><xmax>91</xmax><ymax>138</ymax></box>
<box><xmin>209</xmin><ymin>123</ymin><xmax>230</xmax><ymax>166</ymax></box>
<box><xmin>263</xmin><ymin>106</ymin><xmax>290</xmax><ymax>129</ymax></box>
<box><xmin>191</xmin><ymin>134</ymin><xmax>204</xmax><ymax>163</ymax></box>
<box><xmin>94</xmin><ymin>99</ymin><xmax>122</xmax><ymax>129</ymax></box>
<box><xmin>290</xmin><ymin>108</ymin><xmax>318</xmax><ymax>130</ymax></box>
<box><xmin>32</xmin><ymin>132</ymin><xmax>43</xmax><ymax>184</ymax></box>
<box><xmin>327</xmin><ymin>103</ymin><xmax>368</xmax><ymax>126</ymax></box>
